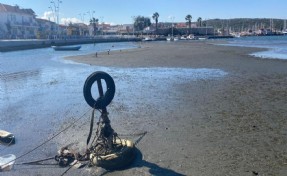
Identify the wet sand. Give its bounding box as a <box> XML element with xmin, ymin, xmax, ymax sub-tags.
<box><xmin>4</xmin><ymin>41</ymin><xmax>287</xmax><ymax>175</ymax></box>
<box><xmin>63</xmin><ymin>41</ymin><xmax>287</xmax><ymax>176</ymax></box>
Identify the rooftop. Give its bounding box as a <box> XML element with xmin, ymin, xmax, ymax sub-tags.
<box><xmin>0</xmin><ymin>3</ymin><xmax>35</xmax><ymax>16</ymax></box>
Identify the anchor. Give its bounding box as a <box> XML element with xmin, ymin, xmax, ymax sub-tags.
<box><xmin>83</xmin><ymin>71</ymin><xmax>135</xmax><ymax>170</ymax></box>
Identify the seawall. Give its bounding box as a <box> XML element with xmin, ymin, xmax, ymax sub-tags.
<box><xmin>0</xmin><ymin>37</ymin><xmax>141</xmax><ymax>52</ymax></box>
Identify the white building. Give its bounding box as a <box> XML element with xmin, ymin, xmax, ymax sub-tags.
<box><xmin>0</xmin><ymin>3</ymin><xmax>38</xmax><ymax>39</ymax></box>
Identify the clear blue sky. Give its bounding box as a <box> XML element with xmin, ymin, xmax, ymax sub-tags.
<box><xmin>1</xmin><ymin>0</ymin><xmax>287</xmax><ymax>25</ymax></box>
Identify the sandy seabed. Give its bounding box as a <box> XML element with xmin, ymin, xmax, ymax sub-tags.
<box><xmin>5</xmin><ymin>41</ymin><xmax>287</xmax><ymax>176</ymax></box>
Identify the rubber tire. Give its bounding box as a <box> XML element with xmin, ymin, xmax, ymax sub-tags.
<box><xmin>83</xmin><ymin>71</ymin><xmax>115</xmax><ymax>109</ymax></box>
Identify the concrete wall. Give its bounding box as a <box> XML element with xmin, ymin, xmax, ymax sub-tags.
<box><xmin>0</xmin><ymin>37</ymin><xmax>141</xmax><ymax>52</ymax></box>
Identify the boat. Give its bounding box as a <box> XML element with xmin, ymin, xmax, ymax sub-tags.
<box><xmin>166</xmin><ymin>37</ymin><xmax>172</xmax><ymax>41</ymax></box>
<box><xmin>0</xmin><ymin>154</ymin><xmax>16</xmax><ymax>171</ymax></box>
<box><xmin>187</xmin><ymin>34</ymin><xmax>195</xmax><ymax>40</ymax></box>
<box><xmin>0</xmin><ymin>130</ymin><xmax>15</xmax><ymax>145</ymax></box>
<box><xmin>198</xmin><ymin>37</ymin><xmax>207</xmax><ymax>40</ymax></box>
<box><xmin>180</xmin><ymin>36</ymin><xmax>187</xmax><ymax>40</ymax></box>
<box><xmin>142</xmin><ymin>37</ymin><xmax>155</xmax><ymax>41</ymax></box>
<box><xmin>51</xmin><ymin>45</ymin><xmax>81</xmax><ymax>51</ymax></box>
<box><xmin>230</xmin><ymin>32</ymin><xmax>241</xmax><ymax>38</ymax></box>
<box><xmin>166</xmin><ymin>36</ymin><xmax>179</xmax><ymax>41</ymax></box>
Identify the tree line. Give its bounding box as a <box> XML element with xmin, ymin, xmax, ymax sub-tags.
<box><xmin>134</xmin><ymin>12</ymin><xmax>202</xmax><ymax>35</ymax></box>
<box><xmin>88</xmin><ymin>12</ymin><xmax>286</xmax><ymax>36</ymax></box>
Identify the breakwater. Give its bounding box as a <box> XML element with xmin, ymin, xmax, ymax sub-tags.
<box><xmin>0</xmin><ymin>37</ymin><xmax>141</xmax><ymax>52</ymax></box>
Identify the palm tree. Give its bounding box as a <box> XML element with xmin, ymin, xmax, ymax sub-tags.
<box><xmin>185</xmin><ymin>14</ymin><xmax>192</xmax><ymax>34</ymax></box>
<box><xmin>197</xmin><ymin>17</ymin><xmax>202</xmax><ymax>27</ymax></box>
<box><xmin>90</xmin><ymin>17</ymin><xmax>99</xmax><ymax>36</ymax></box>
<box><xmin>152</xmin><ymin>12</ymin><xmax>159</xmax><ymax>35</ymax></box>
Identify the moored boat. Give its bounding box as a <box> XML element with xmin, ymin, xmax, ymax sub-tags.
<box><xmin>51</xmin><ymin>45</ymin><xmax>81</xmax><ymax>51</ymax></box>
<box><xmin>143</xmin><ymin>37</ymin><xmax>155</xmax><ymax>41</ymax></box>
<box><xmin>166</xmin><ymin>36</ymin><xmax>179</xmax><ymax>41</ymax></box>
<box><xmin>166</xmin><ymin>37</ymin><xmax>173</xmax><ymax>41</ymax></box>
<box><xmin>0</xmin><ymin>130</ymin><xmax>15</xmax><ymax>145</ymax></box>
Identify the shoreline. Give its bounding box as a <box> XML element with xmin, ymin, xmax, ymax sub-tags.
<box><xmin>66</xmin><ymin>41</ymin><xmax>281</xmax><ymax>72</ymax></box>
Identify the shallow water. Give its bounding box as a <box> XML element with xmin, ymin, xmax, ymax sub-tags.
<box><xmin>0</xmin><ymin>42</ymin><xmax>227</xmax><ymax>159</ymax></box>
<box><xmin>222</xmin><ymin>35</ymin><xmax>287</xmax><ymax>60</ymax></box>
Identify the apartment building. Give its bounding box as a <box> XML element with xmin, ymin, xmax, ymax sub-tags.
<box><xmin>0</xmin><ymin>3</ymin><xmax>38</xmax><ymax>39</ymax></box>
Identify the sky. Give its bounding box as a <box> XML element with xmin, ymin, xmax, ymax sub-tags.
<box><xmin>1</xmin><ymin>0</ymin><xmax>287</xmax><ymax>25</ymax></box>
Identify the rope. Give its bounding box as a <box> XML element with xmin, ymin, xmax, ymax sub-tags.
<box><xmin>1</xmin><ymin>108</ymin><xmax>91</xmax><ymax>167</ymax></box>
<box><xmin>134</xmin><ymin>131</ymin><xmax>147</xmax><ymax>146</ymax></box>
<box><xmin>86</xmin><ymin>108</ymin><xmax>96</xmax><ymax>146</ymax></box>
<box><xmin>15</xmin><ymin>157</ymin><xmax>55</xmax><ymax>165</ymax></box>
<box><xmin>60</xmin><ymin>160</ymin><xmax>79</xmax><ymax>176</ymax></box>
<box><xmin>117</xmin><ymin>131</ymin><xmax>147</xmax><ymax>137</ymax></box>
<box><xmin>2</xmin><ymin>105</ymin><xmax>147</xmax><ymax>175</ymax></box>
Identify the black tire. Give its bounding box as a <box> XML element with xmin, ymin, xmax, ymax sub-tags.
<box><xmin>83</xmin><ymin>71</ymin><xmax>115</xmax><ymax>109</ymax></box>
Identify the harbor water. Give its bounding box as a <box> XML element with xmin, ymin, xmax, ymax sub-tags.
<box><xmin>225</xmin><ymin>35</ymin><xmax>287</xmax><ymax>59</ymax></box>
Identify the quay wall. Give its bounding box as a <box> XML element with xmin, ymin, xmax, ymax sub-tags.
<box><xmin>0</xmin><ymin>37</ymin><xmax>141</xmax><ymax>52</ymax></box>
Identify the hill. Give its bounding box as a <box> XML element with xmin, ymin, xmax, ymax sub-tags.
<box><xmin>204</xmin><ymin>18</ymin><xmax>286</xmax><ymax>32</ymax></box>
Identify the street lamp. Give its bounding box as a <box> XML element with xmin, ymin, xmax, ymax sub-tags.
<box><xmin>205</xmin><ymin>18</ymin><xmax>208</xmax><ymax>36</ymax></box>
<box><xmin>48</xmin><ymin>6</ymin><xmax>56</xmax><ymax>22</ymax></box>
<box><xmin>50</xmin><ymin>0</ymin><xmax>62</xmax><ymax>38</ymax></box>
<box><xmin>50</xmin><ymin>0</ymin><xmax>62</xmax><ymax>25</ymax></box>
<box><xmin>92</xmin><ymin>11</ymin><xmax>96</xmax><ymax>18</ymax></box>
<box><xmin>83</xmin><ymin>13</ymin><xmax>86</xmax><ymax>24</ymax></box>
<box><xmin>87</xmin><ymin>11</ymin><xmax>92</xmax><ymax>20</ymax></box>
<box><xmin>131</xmin><ymin>16</ymin><xmax>136</xmax><ymax>36</ymax></box>
<box><xmin>168</xmin><ymin>16</ymin><xmax>175</xmax><ymax>38</ymax></box>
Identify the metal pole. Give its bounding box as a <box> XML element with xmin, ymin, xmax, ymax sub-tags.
<box><xmin>131</xmin><ymin>16</ymin><xmax>135</xmax><ymax>36</ymax></box>
<box><xmin>50</xmin><ymin>0</ymin><xmax>62</xmax><ymax>38</ymax></box>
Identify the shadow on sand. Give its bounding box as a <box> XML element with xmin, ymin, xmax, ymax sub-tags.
<box><xmin>101</xmin><ymin>148</ymin><xmax>185</xmax><ymax>176</ymax></box>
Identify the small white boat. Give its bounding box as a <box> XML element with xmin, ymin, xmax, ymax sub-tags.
<box><xmin>52</xmin><ymin>45</ymin><xmax>81</xmax><ymax>51</ymax></box>
<box><xmin>143</xmin><ymin>37</ymin><xmax>155</xmax><ymax>41</ymax></box>
<box><xmin>198</xmin><ymin>37</ymin><xmax>207</xmax><ymax>40</ymax></box>
<box><xmin>0</xmin><ymin>154</ymin><xmax>16</xmax><ymax>171</ymax></box>
<box><xmin>180</xmin><ymin>36</ymin><xmax>187</xmax><ymax>40</ymax></box>
<box><xmin>0</xmin><ymin>130</ymin><xmax>15</xmax><ymax>145</ymax></box>
<box><xmin>187</xmin><ymin>34</ymin><xmax>195</xmax><ymax>40</ymax></box>
<box><xmin>166</xmin><ymin>37</ymin><xmax>172</xmax><ymax>41</ymax></box>
<box><xmin>166</xmin><ymin>37</ymin><xmax>179</xmax><ymax>41</ymax></box>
